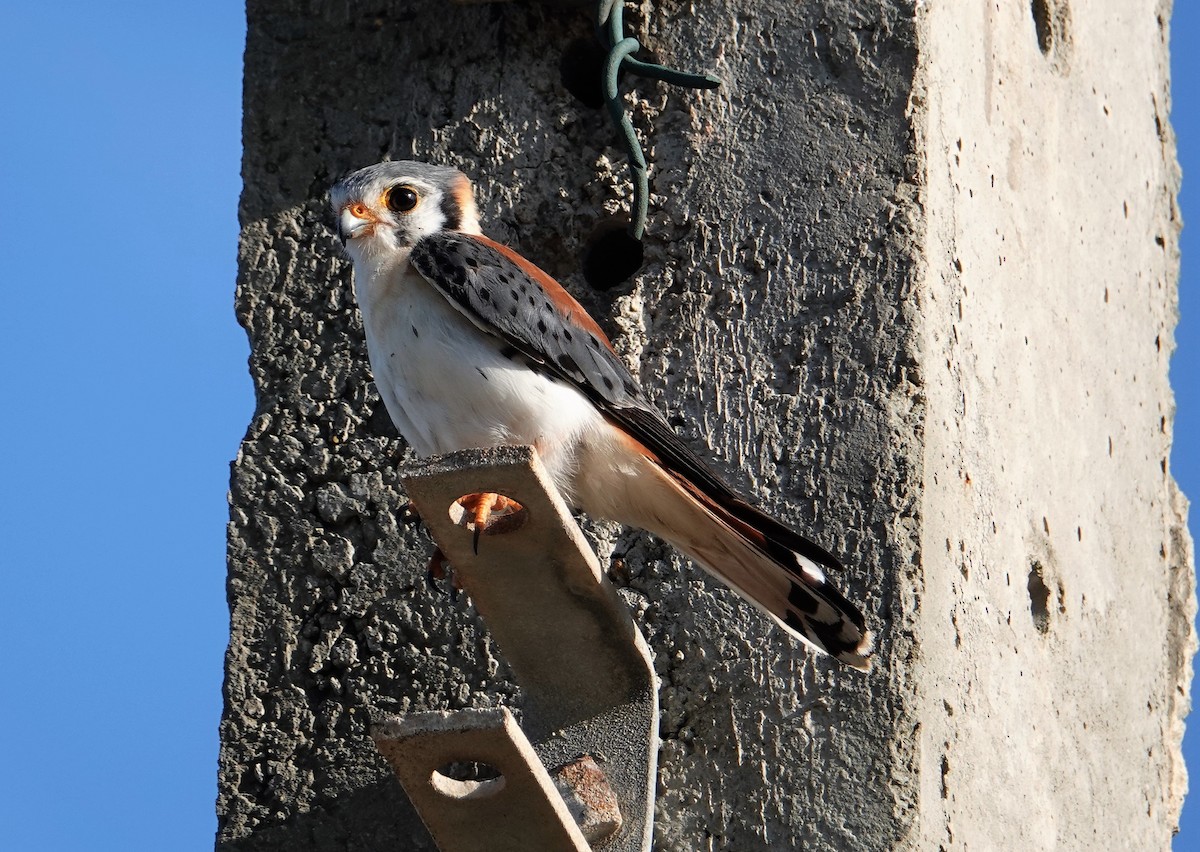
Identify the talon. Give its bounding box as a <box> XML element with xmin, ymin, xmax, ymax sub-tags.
<box><xmin>426</xmin><ymin>547</ymin><xmax>449</xmax><ymax>593</ymax></box>
<box><xmin>457</xmin><ymin>492</ymin><xmax>517</xmax><ymax>553</ymax></box>
<box><xmin>425</xmin><ymin>547</ymin><xmax>465</xmax><ymax>599</ymax></box>
<box><xmin>399</xmin><ymin>501</ymin><xmax>423</xmax><ymax>527</ymax></box>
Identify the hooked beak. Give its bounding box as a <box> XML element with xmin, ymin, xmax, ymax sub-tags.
<box><xmin>338</xmin><ymin>203</ymin><xmax>378</xmax><ymax>245</ymax></box>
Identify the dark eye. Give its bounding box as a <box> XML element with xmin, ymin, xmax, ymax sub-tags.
<box><xmin>385</xmin><ymin>185</ymin><xmax>419</xmax><ymax>213</ymax></box>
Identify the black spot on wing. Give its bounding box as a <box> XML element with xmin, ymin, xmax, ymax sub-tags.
<box><xmin>409</xmin><ymin>232</ymin><xmax>647</xmax><ymax>413</ymax></box>
<box><xmin>788</xmin><ymin>574</ymin><xmax>866</xmax><ymax>636</ymax></box>
<box><xmin>558</xmin><ymin>352</ymin><xmax>582</xmax><ymax>378</ymax></box>
<box><xmin>788</xmin><ymin>581</ymin><xmax>820</xmax><ymax>615</ymax></box>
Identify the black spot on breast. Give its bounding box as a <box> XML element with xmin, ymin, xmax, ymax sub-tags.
<box><xmin>563</xmin><ymin>329</ymin><xmax>573</xmax><ymax>342</ymax></box>
<box><xmin>537</xmin><ymin>319</ymin><xmax>548</xmax><ymax>334</ymax></box>
<box><xmin>509</xmin><ymin>306</ymin><xmax>518</xmax><ymax>317</ymax></box>
<box><xmin>465</xmin><ymin>256</ymin><xmax>479</xmax><ymax>269</ymax></box>
<box><xmin>411</xmin><ymin>325</ymin><xmax>419</xmax><ymax>338</ymax></box>
<box><xmin>509</xmin><ymin>289</ymin><xmax>519</xmax><ymax>301</ymax></box>
<box><xmin>479</xmin><ymin>288</ymin><xmax>491</xmax><ymax>303</ymax></box>
<box><xmin>528</xmin><ymin>295</ymin><xmax>536</xmax><ymax>306</ymax></box>
<box><xmin>476</xmin><ymin>367</ymin><xmax>489</xmax><ymax>381</ymax></box>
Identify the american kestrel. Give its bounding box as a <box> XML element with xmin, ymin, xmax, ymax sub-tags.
<box><xmin>331</xmin><ymin>161</ymin><xmax>873</xmax><ymax>670</ymax></box>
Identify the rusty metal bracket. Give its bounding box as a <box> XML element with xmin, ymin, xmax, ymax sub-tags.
<box><xmin>372</xmin><ymin>445</ymin><xmax>659</xmax><ymax>852</ymax></box>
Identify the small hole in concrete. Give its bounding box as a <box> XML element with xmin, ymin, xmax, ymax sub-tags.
<box><xmin>431</xmin><ymin>761</ymin><xmax>506</xmax><ymax>800</ymax></box>
<box><xmin>583</xmin><ymin>221</ymin><xmax>644</xmax><ymax>290</ymax></box>
<box><xmin>1031</xmin><ymin>0</ymin><xmax>1055</xmax><ymax>54</ymax></box>
<box><xmin>560</xmin><ymin>37</ymin><xmax>608</xmax><ymax>108</ymax></box>
<box><xmin>449</xmin><ymin>493</ymin><xmax>528</xmax><ymax>536</ymax></box>
<box><xmin>1030</xmin><ymin>0</ymin><xmax>1071</xmax><ymax>69</ymax></box>
<box><xmin>1028</xmin><ymin>562</ymin><xmax>1051</xmax><ymax>634</ymax></box>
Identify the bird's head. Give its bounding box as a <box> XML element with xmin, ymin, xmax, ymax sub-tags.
<box><xmin>331</xmin><ymin>160</ymin><xmax>481</xmax><ymax>264</ymax></box>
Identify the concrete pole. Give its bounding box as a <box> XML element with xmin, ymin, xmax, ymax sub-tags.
<box><xmin>218</xmin><ymin>1</ymin><xmax>1193</xmax><ymax>849</ymax></box>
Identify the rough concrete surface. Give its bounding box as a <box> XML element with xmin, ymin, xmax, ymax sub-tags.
<box><xmin>914</xmin><ymin>1</ymin><xmax>1193</xmax><ymax>847</ymax></box>
<box><xmin>219</xmin><ymin>1</ymin><xmax>1192</xmax><ymax>849</ymax></box>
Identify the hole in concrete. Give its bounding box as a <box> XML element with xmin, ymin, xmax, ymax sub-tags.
<box><xmin>1028</xmin><ymin>562</ymin><xmax>1051</xmax><ymax>634</ymax></box>
<box><xmin>431</xmin><ymin>761</ymin><xmax>506</xmax><ymax>800</ymax></box>
<box><xmin>1031</xmin><ymin>0</ymin><xmax>1055</xmax><ymax>54</ymax></box>
<box><xmin>560</xmin><ymin>37</ymin><xmax>608</xmax><ymax>108</ymax></box>
<box><xmin>449</xmin><ymin>492</ymin><xmax>528</xmax><ymax>536</ymax></box>
<box><xmin>583</xmin><ymin>221</ymin><xmax>644</xmax><ymax>290</ymax></box>
<box><xmin>1030</xmin><ymin>0</ymin><xmax>1072</xmax><ymax>68</ymax></box>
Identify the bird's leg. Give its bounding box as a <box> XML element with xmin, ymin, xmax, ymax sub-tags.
<box><xmin>425</xmin><ymin>546</ymin><xmax>463</xmax><ymax>600</ymax></box>
<box><xmin>405</xmin><ymin>502</ymin><xmax>459</xmax><ymax>598</ymax></box>
<box><xmin>458</xmin><ymin>492</ymin><xmax>518</xmax><ymax>554</ymax></box>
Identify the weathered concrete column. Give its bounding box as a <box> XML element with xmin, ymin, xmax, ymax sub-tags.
<box><xmin>914</xmin><ymin>1</ymin><xmax>1193</xmax><ymax>847</ymax></box>
<box><xmin>218</xmin><ymin>1</ymin><xmax>1193</xmax><ymax>849</ymax></box>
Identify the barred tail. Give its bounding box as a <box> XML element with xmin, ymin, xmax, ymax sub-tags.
<box><xmin>630</xmin><ymin>455</ymin><xmax>873</xmax><ymax>670</ymax></box>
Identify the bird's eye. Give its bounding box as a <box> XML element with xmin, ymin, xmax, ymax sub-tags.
<box><xmin>384</xmin><ymin>185</ymin><xmax>420</xmax><ymax>214</ymax></box>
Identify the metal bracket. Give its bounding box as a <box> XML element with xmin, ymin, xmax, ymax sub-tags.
<box><xmin>372</xmin><ymin>446</ymin><xmax>659</xmax><ymax>852</ymax></box>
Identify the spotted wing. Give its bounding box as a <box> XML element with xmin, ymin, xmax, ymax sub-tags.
<box><xmin>410</xmin><ymin>232</ymin><xmax>646</xmax><ymax>405</ymax></box>
<box><xmin>409</xmin><ymin>231</ymin><xmax>869</xmax><ymax>665</ymax></box>
<box><xmin>411</xmin><ymin>232</ymin><xmax>845</xmax><ymax>561</ymax></box>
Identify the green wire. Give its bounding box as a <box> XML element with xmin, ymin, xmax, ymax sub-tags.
<box><xmin>597</xmin><ymin>0</ymin><xmax>720</xmax><ymax>240</ymax></box>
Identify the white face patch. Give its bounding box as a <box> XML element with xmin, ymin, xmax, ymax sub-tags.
<box><xmin>395</xmin><ymin>181</ymin><xmax>449</xmax><ymax>242</ymax></box>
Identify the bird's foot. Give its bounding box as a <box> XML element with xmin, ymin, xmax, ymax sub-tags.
<box><xmin>457</xmin><ymin>491</ymin><xmax>521</xmax><ymax>554</ymax></box>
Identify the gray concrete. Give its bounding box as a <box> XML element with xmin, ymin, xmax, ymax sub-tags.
<box><xmin>219</xmin><ymin>1</ymin><xmax>1193</xmax><ymax>849</ymax></box>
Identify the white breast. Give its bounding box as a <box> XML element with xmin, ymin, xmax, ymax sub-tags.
<box><xmin>354</xmin><ymin>260</ymin><xmax>606</xmax><ymax>502</ymax></box>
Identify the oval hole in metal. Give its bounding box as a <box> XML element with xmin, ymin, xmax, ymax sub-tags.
<box><xmin>449</xmin><ymin>492</ymin><xmax>529</xmax><ymax>536</ymax></box>
<box><xmin>430</xmin><ymin>760</ymin><xmax>507</xmax><ymax>800</ymax></box>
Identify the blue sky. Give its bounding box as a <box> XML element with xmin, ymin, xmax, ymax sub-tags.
<box><xmin>1175</xmin><ymin>3</ymin><xmax>1200</xmax><ymax>844</ymax></box>
<box><xmin>0</xmin><ymin>3</ymin><xmax>1195</xmax><ymax>849</ymax></box>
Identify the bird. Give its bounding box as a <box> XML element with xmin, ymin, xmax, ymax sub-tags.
<box><xmin>330</xmin><ymin>160</ymin><xmax>873</xmax><ymax>670</ymax></box>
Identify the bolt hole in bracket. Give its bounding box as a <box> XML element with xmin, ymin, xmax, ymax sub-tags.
<box><xmin>373</xmin><ymin>445</ymin><xmax>659</xmax><ymax>852</ymax></box>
